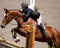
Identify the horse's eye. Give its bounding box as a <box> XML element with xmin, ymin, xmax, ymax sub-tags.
<box><xmin>5</xmin><ymin>16</ymin><xmax>8</xmax><ymax>19</ymax></box>
<box><xmin>5</xmin><ymin>16</ymin><xmax>7</xmax><ymax>18</ymax></box>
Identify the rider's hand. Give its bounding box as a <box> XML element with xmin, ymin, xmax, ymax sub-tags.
<box><xmin>23</xmin><ymin>13</ymin><xmax>25</xmax><ymax>16</ymax></box>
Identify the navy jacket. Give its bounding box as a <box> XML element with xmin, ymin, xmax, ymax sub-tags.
<box><xmin>21</xmin><ymin>8</ymin><xmax>40</xmax><ymax>22</ymax></box>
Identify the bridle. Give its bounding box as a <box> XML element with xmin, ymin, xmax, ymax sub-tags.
<box><xmin>3</xmin><ymin>14</ymin><xmax>17</xmax><ymax>25</ymax></box>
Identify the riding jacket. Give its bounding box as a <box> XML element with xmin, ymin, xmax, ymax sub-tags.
<box><xmin>21</xmin><ymin>8</ymin><xmax>40</xmax><ymax>22</ymax></box>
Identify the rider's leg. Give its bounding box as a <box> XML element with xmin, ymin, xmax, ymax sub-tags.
<box><xmin>38</xmin><ymin>23</ymin><xmax>47</xmax><ymax>37</ymax></box>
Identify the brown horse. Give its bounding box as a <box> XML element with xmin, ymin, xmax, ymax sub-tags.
<box><xmin>1</xmin><ymin>9</ymin><xmax>60</xmax><ymax>48</ymax></box>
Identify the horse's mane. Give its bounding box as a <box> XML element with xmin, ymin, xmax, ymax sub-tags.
<box><xmin>8</xmin><ymin>9</ymin><xmax>23</xmax><ymax>18</ymax></box>
<box><xmin>9</xmin><ymin>9</ymin><xmax>20</xmax><ymax>11</ymax></box>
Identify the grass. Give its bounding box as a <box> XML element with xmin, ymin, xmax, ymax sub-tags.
<box><xmin>48</xmin><ymin>43</ymin><xmax>55</xmax><ymax>48</ymax></box>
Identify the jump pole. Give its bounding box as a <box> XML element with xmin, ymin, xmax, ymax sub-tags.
<box><xmin>0</xmin><ymin>38</ymin><xmax>22</xmax><ymax>48</ymax></box>
<box><xmin>26</xmin><ymin>25</ymin><xmax>36</xmax><ymax>48</ymax></box>
<box><xmin>29</xmin><ymin>0</ymin><xmax>35</xmax><ymax>10</ymax></box>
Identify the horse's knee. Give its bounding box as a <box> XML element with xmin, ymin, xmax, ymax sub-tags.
<box><xmin>11</xmin><ymin>28</ymin><xmax>18</xmax><ymax>32</ymax></box>
<box><xmin>11</xmin><ymin>28</ymin><xmax>17</xmax><ymax>35</ymax></box>
<box><xmin>11</xmin><ymin>28</ymin><xmax>14</xmax><ymax>32</ymax></box>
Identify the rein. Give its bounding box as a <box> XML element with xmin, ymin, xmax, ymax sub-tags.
<box><xmin>9</xmin><ymin>23</ymin><xmax>17</xmax><ymax>25</ymax></box>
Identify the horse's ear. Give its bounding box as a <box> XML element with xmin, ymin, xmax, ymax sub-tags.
<box><xmin>3</xmin><ymin>8</ymin><xmax>9</xmax><ymax>13</ymax></box>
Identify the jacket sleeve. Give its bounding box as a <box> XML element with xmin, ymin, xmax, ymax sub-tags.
<box><xmin>37</xmin><ymin>12</ymin><xmax>40</xmax><ymax>18</ymax></box>
<box><xmin>23</xmin><ymin>10</ymin><xmax>31</xmax><ymax>22</ymax></box>
<box><xmin>25</xmin><ymin>10</ymin><xmax>31</xmax><ymax>17</ymax></box>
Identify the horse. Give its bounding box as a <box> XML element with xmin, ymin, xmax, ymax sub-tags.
<box><xmin>1</xmin><ymin>8</ymin><xmax>60</xmax><ymax>48</ymax></box>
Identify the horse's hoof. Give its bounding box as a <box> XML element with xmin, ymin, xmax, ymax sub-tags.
<box><xmin>14</xmin><ymin>38</ymin><xmax>20</xmax><ymax>42</ymax></box>
<box><xmin>14</xmin><ymin>36</ymin><xmax>20</xmax><ymax>42</ymax></box>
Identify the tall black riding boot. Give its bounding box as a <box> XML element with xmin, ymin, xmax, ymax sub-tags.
<box><xmin>38</xmin><ymin>24</ymin><xmax>47</xmax><ymax>37</ymax></box>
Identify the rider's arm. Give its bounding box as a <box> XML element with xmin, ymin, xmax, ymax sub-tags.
<box><xmin>23</xmin><ymin>10</ymin><xmax>31</xmax><ymax>22</ymax></box>
<box><xmin>25</xmin><ymin>10</ymin><xmax>31</xmax><ymax>17</ymax></box>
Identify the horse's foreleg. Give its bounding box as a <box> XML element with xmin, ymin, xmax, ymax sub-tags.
<box><xmin>11</xmin><ymin>28</ymin><xmax>20</xmax><ymax>42</ymax></box>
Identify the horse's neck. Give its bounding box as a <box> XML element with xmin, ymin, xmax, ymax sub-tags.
<box><xmin>10</xmin><ymin>10</ymin><xmax>24</xmax><ymax>27</ymax></box>
<box><xmin>14</xmin><ymin>18</ymin><xmax>37</xmax><ymax>29</ymax></box>
<box><xmin>14</xmin><ymin>17</ymin><xmax>23</xmax><ymax>27</ymax></box>
<box><xmin>10</xmin><ymin>10</ymin><xmax>23</xmax><ymax>18</ymax></box>
<box><xmin>11</xmin><ymin>10</ymin><xmax>37</xmax><ymax>27</ymax></box>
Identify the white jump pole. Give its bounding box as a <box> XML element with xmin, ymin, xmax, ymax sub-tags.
<box><xmin>29</xmin><ymin>0</ymin><xmax>35</xmax><ymax>10</ymax></box>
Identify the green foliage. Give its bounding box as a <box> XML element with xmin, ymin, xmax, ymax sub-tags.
<box><xmin>48</xmin><ymin>43</ymin><xmax>55</xmax><ymax>48</ymax></box>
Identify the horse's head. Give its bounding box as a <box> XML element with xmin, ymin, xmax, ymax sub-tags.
<box><xmin>1</xmin><ymin>8</ymin><xmax>23</xmax><ymax>28</ymax></box>
<box><xmin>1</xmin><ymin>8</ymin><xmax>13</xmax><ymax>28</ymax></box>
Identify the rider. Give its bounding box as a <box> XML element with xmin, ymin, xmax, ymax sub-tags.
<box><xmin>20</xmin><ymin>2</ymin><xmax>47</xmax><ymax>37</ymax></box>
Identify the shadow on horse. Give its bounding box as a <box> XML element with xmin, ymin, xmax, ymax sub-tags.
<box><xmin>1</xmin><ymin>9</ymin><xmax>60</xmax><ymax>48</ymax></box>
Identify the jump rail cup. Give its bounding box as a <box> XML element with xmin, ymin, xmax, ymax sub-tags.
<box><xmin>0</xmin><ymin>38</ymin><xmax>22</xmax><ymax>48</ymax></box>
<box><xmin>26</xmin><ymin>25</ymin><xmax>36</xmax><ymax>48</ymax></box>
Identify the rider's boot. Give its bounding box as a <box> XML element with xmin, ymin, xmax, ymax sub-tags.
<box><xmin>38</xmin><ymin>23</ymin><xmax>47</xmax><ymax>38</ymax></box>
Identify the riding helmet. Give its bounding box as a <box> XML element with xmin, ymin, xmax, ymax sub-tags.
<box><xmin>21</xmin><ymin>2</ymin><xmax>28</xmax><ymax>8</ymax></box>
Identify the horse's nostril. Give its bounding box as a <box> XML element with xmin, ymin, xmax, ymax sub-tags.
<box><xmin>1</xmin><ymin>25</ymin><xmax>5</xmax><ymax>28</ymax></box>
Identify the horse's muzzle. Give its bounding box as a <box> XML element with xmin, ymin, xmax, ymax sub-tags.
<box><xmin>1</xmin><ymin>24</ymin><xmax>6</xmax><ymax>28</ymax></box>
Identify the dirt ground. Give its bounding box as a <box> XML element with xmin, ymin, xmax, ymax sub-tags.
<box><xmin>0</xmin><ymin>0</ymin><xmax>60</xmax><ymax>48</ymax></box>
